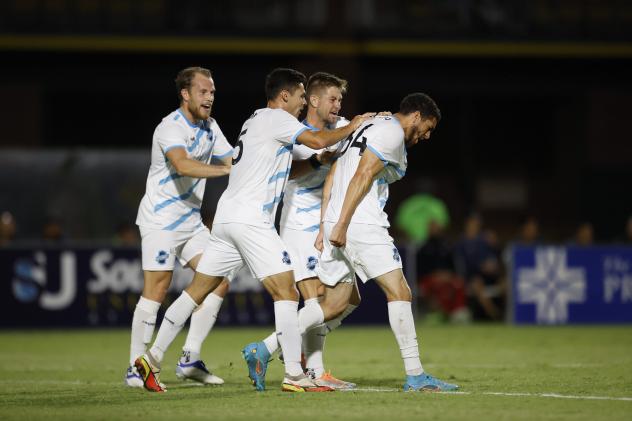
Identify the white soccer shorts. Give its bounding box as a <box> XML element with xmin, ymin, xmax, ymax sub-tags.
<box><xmin>316</xmin><ymin>222</ymin><xmax>403</xmax><ymax>286</ymax></box>
<box><xmin>280</xmin><ymin>226</ymin><xmax>320</xmax><ymax>283</ymax></box>
<box><xmin>196</xmin><ymin>223</ymin><xmax>294</xmax><ymax>281</ymax></box>
<box><xmin>139</xmin><ymin>225</ymin><xmax>211</xmax><ymax>271</ymax></box>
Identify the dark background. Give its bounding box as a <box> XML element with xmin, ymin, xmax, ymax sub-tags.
<box><xmin>1</xmin><ymin>0</ymin><xmax>631</xmax><ymax>243</ymax></box>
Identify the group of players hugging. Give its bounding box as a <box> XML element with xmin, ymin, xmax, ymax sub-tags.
<box><xmin>126</xmin><ymin>66</ymin><xmax>458</xmax><ymax>393</ymax></box>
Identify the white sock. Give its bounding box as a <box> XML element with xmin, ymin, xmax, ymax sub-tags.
<box><xmin>274</xmin><ymin>300</ymin><xmax>302</xmax><ymax>377</ymax></box>
<box><xmin>303</xmin><ymin>303</ymin><xmax>357</xmax><ymax>378</ymax></box>
<box><xmin>303</xmin><ymin>324</ymin><xmax>327</xmax><ymax>377</ymax></box>
<box><xmin>298</xmin><ymin>298</ymin><xmax>324</xmax><ymax>335</ymax></box>
<box><xmin>129</xmin><ymin>296</ymin><xmax>161</xmax><ymax>365</ymax></box>
<box><xmin>262</xmin><ymin>332</ymin><xmax>279</xmax><ymax>355</ymax></box>
<box><xmin>387</xmin><ymin>301</ymin><xmax>423</xmax><ymax>376</ymax></box>
<box><xmin>149</xmin><ymin>292</ymin><xmax>197</xmax><ymax>364</ymax></box>
<box><xmin>182</xmin><ymin>293</ymin><xmax>223</xmax><ymax>357</ymax></box>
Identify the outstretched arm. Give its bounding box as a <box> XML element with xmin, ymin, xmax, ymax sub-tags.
<box><xmin>296</xmin><ymin>113</ymin><xmax>374</xmax><ymax>150</ymax></box>
<box><xmin>166</xmin><ymin>147</ymin><xmax>230</xmax><ymax>178</ymax></box>
<box><xmin>329</xmin><ymin>151</ymin><xmax>384</xmax><ymax>247</ymax></box>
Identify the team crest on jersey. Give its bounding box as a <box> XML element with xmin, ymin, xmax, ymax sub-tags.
<box><xmin>392</xmin><ymin>247</ymin><xmax>401</xmax><ymax>262</ymax></box>
<box><xmin>155</xmin><ymin>250</ymin><xmax>170</xmax><ymax>265</ymax></box>
<box><xmin>282</xmin><ymin>251</ymin><xmax>292</xmax><ymax>265</ymax></box>
<box><xmin>306</xmin><ymin>256</ymin><xmax>318</xmax><ymax>271</ymax></box>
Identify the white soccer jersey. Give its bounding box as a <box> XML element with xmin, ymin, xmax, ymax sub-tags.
<box><xmin>213</xmin><ymin>108</ymin><xmax>309</xmax><ymax>227</ymax></box>
<box><xmin>136</xmin><ymin>109</ymin><xmax>233</xmax><ymax>231</ymax></box>
<box><xmin>323</xmin><ymin>115</ymin><xmax>407</xmax><ymax>227</ymax></box>
<box><xmin>280</xmin><ymin>117</ymin><xmax>349</xmax><ymax>232</ymax></box>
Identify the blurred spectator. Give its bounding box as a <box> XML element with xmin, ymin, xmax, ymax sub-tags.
<box><xmin>454</xmin><ymin>213</ymin><xmax>505</xmax><ymax>321</ymax></box>
<box><xmin>113</xmin><ymin>222</ymin><xmax>140</xmax><ymax>246</ymax></box>
<box><xmin>518</xmin><ymin>216</ymin><xmax>540</xmax><ymax>245</ymax></box>
<box><xmin>417</xmin><ymin>220</ymin><xmax>469</xmax><ymax>323</ymax></box>
<box><xmin>0</xmin><ymin>211</ymin><xmax>17</xmax><ymax>247</ymax></box>
<box><xmin>42</xmin><ymin>218</ymin><xmax>65</xmax><ymax>242</ymax></box>
<box><xmin>616</xmin><ymin>215</ymin><xmax>632</xmax><ymax>245</ymax></box>
<box><xmin>395</xmin><ymin>193</ymin><xmax>449</xmax><ymax>245</ymax></box>
<box><xmin>573</xmin><ymin>222</ymin><xmax>594</xmax><ymax>246</ymax></box>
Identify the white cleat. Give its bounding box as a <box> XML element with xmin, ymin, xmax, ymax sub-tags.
<box><xmin>125</xmin><ymin>365</ymin><xmax>144</xmax><ymax>388</ymax></box>
<box><xmin>175</xmin><ymin>360</ymin><xmax>224</xmax><ymax>385</ymax></box>
<box><xmin>308</xmin><ymin>369</ymin><xmax>357</xmax><ymax>390</ymax></box>
<box><xmin>282</xmin><ymin>373</ymin><xmax>333</xmax><ymax>392</ymax></box>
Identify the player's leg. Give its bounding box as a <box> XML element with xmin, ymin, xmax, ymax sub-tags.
<box><xmin>127</xmin><ymin>270</ymin><xmax>171</xmax><ymax>387</ymax></box>
<box><xmin>322</xmin><ymin>279</ymin><xmax>360</xmax><ymax>333</ymax></box>
<box><xmin>237</xmin><ymin>224</ymin><xmax>330</xmax><ymax>392</ymax></box>
<box><xmin>136</xmin><ymin>270</ymin><xmax>224</xmax><ymax>392</ymax></box>
<box><xmin>177</xmin><ymin>229</ymin><xmax>230</xmax><ymax>385</ymax></box>
<box><xmin>302</xmin><ymin>279</ymin><xmax>357</xmax><ymax>389</ymax></box>
<box><xmin>127</xmin><ymin>228</ymin><xmax>180</xmax><ymax>388</ymax></box>
<box><xmin>136</xmin><ymin>226</ymin><xmax>240</xmax><ymax>392</ymax></box>
<box><xmin>261</xmin><ymin>270</ymin><xmax>331</xmax><ymax>392</ymax></box>
<box><xmin>374</xmin><ymin>268</ymin><xmax>458</xmax><ymax>392</ymax></box>
<box><xmin>259</xmin><ymin>276</ymin><xmax>320</xmax><ymax>356</ymax></box>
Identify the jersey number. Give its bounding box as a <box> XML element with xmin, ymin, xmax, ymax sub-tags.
<box><xmin>340</xmin><ymin>124</ymin><xmax>373</xmax><ymax>155</ymax></box>
<box><xmin>232</xmin><ymin>129</ymin><xmax>247</xmax><ymax>165</ymax></box>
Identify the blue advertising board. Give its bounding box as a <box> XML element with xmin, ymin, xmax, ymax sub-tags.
<box><xmin>0</xmin><ymin>245</ymin><xmax>412</xmax><ymax>327</ymax></box>
<box><xmin>511</xmin><ymin>246</ymin><xmax>632</xmax><ymax>324</ymax></box>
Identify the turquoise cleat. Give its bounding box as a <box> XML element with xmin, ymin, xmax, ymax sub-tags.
<box><xmin>242</xmin><ymin>342</ymin><xmax>271</xmax><ymax>391</ymax></box>
<box><xmin>403</xmin><ymin>373</ymin><xmax>459</xmax><ymax>392</ymax></box>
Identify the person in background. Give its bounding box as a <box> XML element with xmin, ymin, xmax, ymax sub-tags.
<box><xmin>0</xmin><ymin>211</ymin><xmax>16</xmax><ymax>247</ymax></box>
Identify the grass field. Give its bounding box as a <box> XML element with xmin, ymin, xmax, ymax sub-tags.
<box><xmin>1</xmin><ymin>325</ymin><xmax>631</xmax><ymax>420</ymax></box>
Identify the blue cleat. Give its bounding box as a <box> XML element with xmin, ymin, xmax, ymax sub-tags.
<box><xmin>403</xmin><ymin>373</ymin><xmax>459</xmax><ymax>392</ymax></box>
<box><xmin>242</xmin><ymin>342</ymin><xmax>271</xmax><ymax>391</ymax></box>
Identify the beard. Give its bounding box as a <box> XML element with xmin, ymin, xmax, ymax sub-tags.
<box><xmin>191</xmin><ymin>105</ymin><xmax>210</xmax><ymax>121</ymax></box>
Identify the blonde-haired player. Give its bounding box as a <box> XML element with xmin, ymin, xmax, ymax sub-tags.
<box><xmin>128</xmin><ymin>67</ymin><xmax>231</xmax><ymax>389</ymax></box>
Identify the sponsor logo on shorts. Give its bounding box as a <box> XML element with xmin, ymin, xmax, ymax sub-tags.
<box><xmin>306</xmin><ymin>256</ymin><xmax>318</xmax><ymax>271</ymax></box>
<box><xmin>282</xmin><ymin>251</ymin><xmax>292</xmax><ymax>265</ymax></box>
<box><xmin>392</xmin><ymin>247</ymin><xmax>401</xmax><ymax>262</ymax></box>
<box><xmin>155</xmin><ymin>250</ymin><xmax>169</xmax><ymax>265</ymax></box>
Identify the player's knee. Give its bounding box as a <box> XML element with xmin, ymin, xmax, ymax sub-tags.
<box><xmin>321</xmin><ymin>298</ymin><xmax>346</xmax><ymax>320</ymax></box>
<box><xmin>270</xmin><ymin>285</ymin><xmax>300</xmax><ymax>302</ymax></box>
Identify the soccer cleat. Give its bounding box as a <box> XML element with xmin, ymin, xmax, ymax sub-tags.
<box><xmin>242</xmin><ymin>342</ymin><xmax>271</xmax><ymax>391</ymax></box>
<box><xmin>176</xmin><ymin>359</ymin><xmax>224</xmax><ymax>385</ymax></box>
<box><xmin>309</xmin><ymin>369</ymin><xmax>357</xmax><ymax>390</ymax></box>
<box><xmin>124</xmin><ymin>365</ymin><xmax>144</xmax><ymax>388</ymax></box>
<box><xmin>134</xmin><ymin>354</ymin><xmax>166</xmax><ymax>392</ymax></box>
<box><xmin>282</xmin><ymin>373</ymin><xmax>334</xmax><ymax>393</ymax></box>
<box><xmin>403</xmin><ymin>373</ymin><xmax>459</xmax><ymax>392</ymax></box>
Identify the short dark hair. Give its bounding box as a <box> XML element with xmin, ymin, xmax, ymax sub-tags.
<box><xmin>399</xmin><ymin>93</ymin><xmax>441</xmax><ymax>122</ymax></box>
<box><xmin>306</xmin><ymin>72</ymin><xmax>348</xmax><ymax>97</ymax></box>
<box><xmin>265</xmin><ymin>68</ymin><xmax>306</xmax><ymax>101</ymax></box>
<box><xmin>175</xmin><ymin>67</ymin><xmax>212</xmax><ymax>101</ymax></box>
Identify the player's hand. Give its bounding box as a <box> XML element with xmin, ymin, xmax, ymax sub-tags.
<box><xmin>314</xmin><ymin>229</ymin><xmax>324</xmax><ymax>253</ymax></box>
<box><xmin>317</xmin><ymin>150</ymin><xmax>337</xmax><ymax>165</ymax></box>
<box><xmin>377</xmin><ymin>111</ymin><xmax>392</xmax><ymax>116</ymax></box>
<box><xmin>329</xmin><ymin>222</ymin><xmax>348</xmax><ymax>248</ymax></box>
<box><xmin>349</xmin><ymin>112</ymin><xmax>376</xmax><ymax>131</ymax></box>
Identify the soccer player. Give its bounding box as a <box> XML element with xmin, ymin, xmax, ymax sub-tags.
<box><xmin>244</xmin><ymin>72</ymin><xmax>359</xmax><ymax>390</ymax></box>
<box><xmin>134</xmin><ymin>68</ymin><xmax>373</xmax><ymax>393</ymax></box>
<box><xmin>309</xmin><ymin>93</ymin><xmax>459</xmax><ymax>391</ymax></box>
<box><xmin>127</xmin><ymin>67</ymin><xmax>232</xmax><ymax>388</ymax></box>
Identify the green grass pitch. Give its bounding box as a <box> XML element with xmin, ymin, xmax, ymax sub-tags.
<box><xmin>1</xmin><ymin>325</ymin><xmax>631</xmax><ymax>420</ymax></box>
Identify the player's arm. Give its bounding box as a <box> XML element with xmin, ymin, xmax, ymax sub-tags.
<box><xmin>166</xmin><ymin>147</ymin><xmax>230</xmax><ymax>179</ymax></box>
<box><xmin>329</xmin><ymin>151</ymin><xmax>384</xmax><ymax>248</ymax></box>
<box><xmin>288</xmin><ymin>150</ymin><xmax>336</xmax><ymax>180</ymax></box>
<box><xmin>296</xmin><ymin>113</ymin><xmax>374</xmax><ymax>150</ymax></box>
<box><xmin>315</xmin><ymin>159</ymin><xmax>338</xmax><ymax>252</ymax></box>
